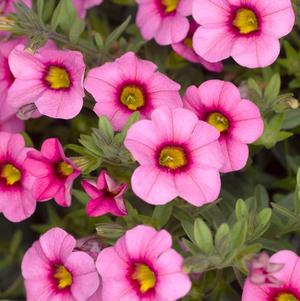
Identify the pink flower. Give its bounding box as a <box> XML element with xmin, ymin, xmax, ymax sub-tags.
<box><xmin>192</xmin><ymin>0</ymin><xmax>295</xmax><ymax>68</ymax></box>
<box><xmin>82</xmin><ymin>170</ymin><xmax>128</xmax><ymax>217</ymax></box>
<box><xmin>242</xmin><ymin>250</ymin><xmax>300</xmax><ymax>301</ymax></box>
<box><xmin>0</xmin><ymin>0</ymin><xmax>31</xmax><ymax>14</ymax></box>
<box><xmin>24</xmin><ymin>138</ymin><xmax>80</xmax><ymax>207</ymax></box>
<box><xmin>0</xmin><ymin>38</ymin><xmax>25</xmax><ymax>120</ymax></box>
<box><xmin>248</xmin><ymin>252</ymin><xmax>284</xmax><ymax>287</ymax></box>
<box><xmin>84</xmin><ymin>52</ymin><xmax>182</xmax><ymax>130</ymax></box>
<box><xmin>0</xmin><ymin>132</ymin><xmax>36</xmax><ymax>222</ymax></box>
<box><xmin>22</xmin><ymin>227</ymin><xmax>100</xmax><ymax>301</ymax></box>
<box><xmin>136</xmin><ymin>0</ymin><xmax>192</xmax><ymax>45</ymax></box>
<box><xmin>183</xmin><ymin>80</ymin><xmax>264</xmax><ymax>173</ymax></box>
<box><xmin>75</xmin><ymin>236</ymin><xmax>102</xmax><ymax>260</ymax></box>
<box><xmin>124</xmin><ymin>106</ymin><xmax>223</xmax><ymax>206</ymax></box>
<box><xmin>0</xmin><ymin>114</ymin><xmax>24</xmax><ymax>133</ymax></box>
<box><xmin>72</xmin><ymin>0</ymin><xmax>103</xmax><ymax>18</ymax></box>
<box><xmin>96</xmin><ymin>225</ymin><xmax>192</xmax><ymax>301</ymax></box>
<box><xmin>172</xmin><ymin>20</ymin><xmax>223</xmax><ymax>73</ymax></box>
<box><xmin>7</xmin><ymin>45</ymin><xmax>86</xmax><ymax>119</ymax></box>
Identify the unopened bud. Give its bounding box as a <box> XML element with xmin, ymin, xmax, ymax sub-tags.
<box><xmin>0</xmin><ymin>16</ymin><xmax>14</xmax><ymax>31</ymax></box>
<box><xmin>287</xmin><ymin>98</ymin><xmax>299</xmax><ymax>110</ymax></box>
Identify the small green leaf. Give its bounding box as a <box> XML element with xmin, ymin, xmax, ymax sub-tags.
<box><xmin>98</xmin><ymin>116</ymin><xmax>114</xmax><ymax>142</ymax></box>
<box><xmin>231</xmin><ymin>221</ymin><xmax>248</xmax><ymax>249</ymax></box>
<box><xmin>235</xmin><ymin>199</ymin><xmax>249</xmax><ymax>220</ymax></box>
<box><xmin>215</xmin><ymin>223</ymin><xmax>231</xmax><ymax>255</ymax></box>
<box><xmin>264</xmin><ymin>73</ymin><xmax>281</xmax><ymax>104</ymax></box>
<box><xmin>69</xmin><ymin>18</ymin><xmax>85</xmax><ymax>43</ymax></box>
<box><xmin>152</xmin><ymin>203</ymin><xmax>173</xmax><ymax>229</ymax></box>
<box><xmin>194</xmin><ymin>218</ymin><xmax>214</xmax><ymax>255</ymax></box>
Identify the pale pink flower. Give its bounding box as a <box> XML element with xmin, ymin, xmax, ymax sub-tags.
<box><xmin>192</xmin><ymin>0</ymin><xmax>295</xmax><ymax>68</ymax></box>
<box><xmin>248</xmin><ymin>252</ymin><xmax>284</xmax><ymax>287</ymax></box>
<box><xmin>22</xmin><ymin>227</ymin><xmax>100</xmax><ymax>301</ymax></box>
<box><xmin>24</xmin><ymin>138</ymin><xmax>80</xmax><ymax>207</ymax></box>
<box><xmin>183</xmin><ymin>80</ymin><xmax>264</xmax><ymax>173</ymax></box>
<box><xmin>136</xmin><ymin>0</ymin><xmax>192</xmax><ymax>45</ymax></box>
<box><xmin>0</xmin><ymin>132</ymin><xmax>36</xmax><ymax>222</ymax></box>
<box><xmin>124</xmin><ymin>106</ymin><xmax>223</xmax><ymax>206</ymax></box>
<box><xmin>72</xmin><ymin>0</ymin><xmax>103</xmax><ymax>18</ymax></box>
<box><xmin>96</xmin><ymin>225</ymin><xmax>192</xmax><ymax>301</ymax></box>
<box><xmin>84</xmin><ymin>52</ymin><xmax>182</xmax><ymax>130</ymax></box>
<box><xmin>172</xmin><ymin>20</ymin><xmax>223</xmax><ymax>73</ymax></box>
<box><xmin>242</xmin><ymin>250</ymin><xmax>300</xmax><ymax>301</ymax></box>
<box><xmin>75</xmin><ymin>236</ymin><xmax>102</xmax><ymax>260</ymax></box>
<box><xmin>7</xmin><ymin>45</ymin><xmax>86</xmax><ymax>119</ymax></box>
<box><xmin>82</xmin><ymin>170</ymin><xmax>128</xmax><ymax>217</ymax></box>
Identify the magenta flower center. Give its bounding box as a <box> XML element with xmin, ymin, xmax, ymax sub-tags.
<box><xmin>233</xmin><ymin>8</ymin><xmax>259</xmax><ymax>34</ymax></box>
<box><xmin>0</xmin><ymin>164</ymin><xmax>22</xmax><ymax>186</ymax></box>
<box><xmin>274</xmin><ymin>293</ymin><xmax>299</xmax><ymax>301</ymax></box>
<box><xmin>207</xmin><ymin>112</ymin><xmax>229</xmax><ymax>133</ymax></box>
<box><xmin>161</xmin><ymin>0</ymin><xmax>179</xmax><ymax>13</ymax></box>
<box><xmin>57</xmin><ymin>162</ymin><xmax>74</xmax><ymax>177</ymax></box>
<box><xmin>159</xmin><ymin>146</ymin><xmax>187</xmax><ymax>170</ymax></box>
<box><xmin>45</xmin><ymin>66</ymin><xmax>71</xmax><ymax>89</ymax></box>
<box><xmin>53</xmin><ymin>265</ymin><xmax>73</xmax><ymax>290</ymax></box>
<box><xmin>131</xmin><ymin>263</ymin><xmax>156</xmax><ymax>293</ymax></box>
<box><xmin>120</xmin><ymin>85</ymin><xmax>145</xmax><ymax>111</ymax></box>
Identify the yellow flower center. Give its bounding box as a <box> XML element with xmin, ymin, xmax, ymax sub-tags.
<box><xmin>45</xmin><ymin>66</ymin><xmax>70</xmax><ymax>89</ymax></box>
<box><xmin>183</xmin><ymin>38</ymin><xmax>193</xmax><ymax>49</ymax></box>
<box><xmin>161</xmin><ymin>0</ymin><xmax>179</xmax><ymax>13</ymax></box>
<box><xmin>120</xmin><ymin>85</ymin><xmax>145</xmax><ymax>111</ymax></box>
<box><xmin>53</xmin><ymin>265</ymin><xmax>73</xmax><ymax>290</ymax></box>
<box><xmin>207</xmin><ymin>112</ymin><xmax>229</xmax><ymax>133</ymax></box>
<box><xmin>57</xmin><ymin>162</ymin><xmax>74</xmax><ymax>177</ymax></box>
<box><xmin>132</xmin><ymin>264</ymin><xmax>156</xmax><ymax>294</ymax></box>
<box><xmin>159</xmin><ymin>146</ymin><xmax>187</xmax><ymax>170</ymax></box>
<box><xmin>275</xmin><ymin>293</ymin><xmax>299</xmax><ymax>301</ymax></box>
<box><xmin>233</xmin><ymin>8</ymin><xmax>258</xmax><ymax>34</ymax></box>
<box><xmin>1</xmin><ymin>164</ymin><xmax>21</xmax><ymax>186</ymax></box>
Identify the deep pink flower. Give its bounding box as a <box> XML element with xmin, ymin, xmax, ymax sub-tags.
<box><xmin>183</xmin><ymin>80</ymin><xmax>264</xmax><ymax>173</ymax></box>
<box><xmin>82</xmin><ymin>170</ymin><xmax>128</xmax><ymax>217</ymax></box>
<box><xmin>172</xmin><ymin>20</ymin><xmax>223</xmax><ymax>73</ymax></box>
<box><xmin>24</xmin><ymin>138</ymin><xmax>80</xmax><ymax>207</ymax></box>
<box><xmin>0</xmin><ymin>0</ymin><xmax>31</xmax><ymax>14</ymax></box>
<box><xmin>242</xmin><ymin>250</ymin><xmax>300</xmax><ymax>301</ymax></box>
<box><xmin>0</xmin><ymin>132</ymin><xmax>36</xmax><ymax>222</ymax></box>
<box><xmin>124</xmin><ymin>106</ymin><xmax>223</xmax><ymax>206</ymax></box>
<box><xmin>136</xmin><ymin>0</ymin><xmax>192</xmax><ymax>45</ymax></box>
<box><xmin>72</xmin><ymin>0</ymin><xmax>103</xmax><ymax>18</ymax></box>
<box><xmin>248</xmin><ymin>252</ymin><xmax>284</xmax><ymax>287</ymax></box>
<box><xmin>192</xmin><ymin>0</ymin><xmax>295</xmax><ymax>68</ymax></box>
<box><xmin>84</xmin><ymin>52</ymin><xmax>182</xmax><ymax>130</ymax></box>
<box><xmin>22</xmin><ymin>227</ymin><xmax>100</xmax><ymax>301</ymax></box>
<box><xmin>7</xmin><ymin>45</ymin><xmax>86</xmax><ymax>119</ymax></box>
<box><xmin>97</xmin><ymin>225</ymin><xmax>192</xmax><ymax>301</ymax></box>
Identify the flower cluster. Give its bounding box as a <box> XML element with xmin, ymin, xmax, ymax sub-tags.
<box><xmin>0</xmin><ymin>0</ymin><xmax>298</xmax><ymax>300</ymax></box>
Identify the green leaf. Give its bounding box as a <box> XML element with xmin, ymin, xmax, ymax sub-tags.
<box><xmin>105</xmin><ymin>16</ymin><xmax>132</xmax><ymax>50</ymax></box>
<box><xmin>51</xmin><ymin>0</ymin><xmax>76</xmax><ymax>32</ymax></box>
<box><xmin>152</xmin><ymin>203</ymin><xmax>173</xmax><ymax>229</ymax></box>
<box><xmin>264</xmin><ymin>73</ymin><xmax>281</xmax><ymax>104</ymax></box>
<box><xmin>272</xmin><ymin>203</ymin><xmax>300</xmax><ymax>223</ymax></box>
<box><xmin>36</xmin><ymin>0</ymin><xmax>44</xmax><ymax>20</ymax></box>
<box><xmin>181</xmin><ymin>220</ymin><xmax>195</xmax><ymax>243</ymax></box>
<box><xmin>72</xmin><ymin>189</ymin><xmax>89</xmax><ymax>205</ymax></box>
<box><xmin>231</xmin><ymin>221</ymin><xmax>248</xmax><ymax>249</ymax></box>
<box><xmin>235</xmin><ymin>199</ymin><xmax>249</xmax><ymax>220</ymax></box>
<box><xmin>98</xmin><ymin>116</ymin><xmax>114</xmax><ymax>143</ymax></box>
<box><xmin>254</xmin><ymin>185</ymin><xmax>269</xmax><ymax>210</ymax></box>
<box><xmin>69</xmin><ymin>18</ymin><xmax>85</xmax><ymax>43</ymax></box>
<box><xmin>295</xmin><ymin>168</ymin><xmax>300</xmax><ymax>214</ymax></box>
<box><xmin>215</xmin><ymin>223</ymin><xmax>231</xmax><ymax>255</ymax></box>
<box><xmin>194</xmin><ymin>218</ymin><xmax>214</xmax><ymax>255</ymax></box>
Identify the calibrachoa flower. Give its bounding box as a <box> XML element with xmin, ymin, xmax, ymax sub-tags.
<box><xmin>82</xmin><ymin>170</ymin><xmax>128</xmax><ymax>217</ymax></box>
<box><xmin>0</xmin><ymin>38</ymin><xmax>25</xmax><ymax>119</ymax></box>
<box><xmin>97</xmin><ymin>225</ymin><xmax>192</xmax><ymax>301</ymax></box>
<box><xmin>136</xmin><ymin>0</ymin><xmax>192</xmax><ymax>45</ymax></box>
<box><xmin>242</xmin><ymin>250</ymin><xmax>300</xmax><ymax>301</ymax></box>
<box><xmin>72</xmin><ymin>0</ymin><xmax>103</xmax><ymax>18</ymax></box>
<box><xmin>0</xmin><ymin>113</ymin><xmax>24</xmax><ymax>133</ymax></box>
<box><xmin>172</xmin><ymin>20</ymin><xmax>223</xmax><ymax>73</ymax></box>
<box><xmin>7</xmin><ymin>45</ymin><xmax>86</xmax><ymax>119</ymax></box>
<box><xmin>192</xmin><ymin>0</ymin><xmax>295</xmax><ymax>68</ymax></box>
<box><xmin>0</xmin><ymin>132</ymin><xmax>36</xmax><ymax>222</ymax></box>
<box><xmin>248</xmin><ymin>252</ymin><xmax>284</xmax><ymax>287</ymax></box>
<box><xmin>183</xmin><ymin>80</ymin><xmax>264</xmax><ymax>173</ymax></box>
<box><xmin>24</xmin><ymin>138</ymin><xmax>80</xmax><ymax>207</ymax></box>
<box><xmin>124</xmin><ymin>106</ymin><xmax>223</xmax><ymax>206</ymax></box>
<box><xmin>84</xmin><ymin>52</ymin><xmax>182</xmax><ymax>130</ymax></box>
<box><xmin>0</xmin><ymin>0</ymin><xmax>31</xmax><ymax>15</ymax></box>
<box><xmin>22</xmin><ymin>227</ymin><xmax>100</xmax><ymax>301</ymax></box>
